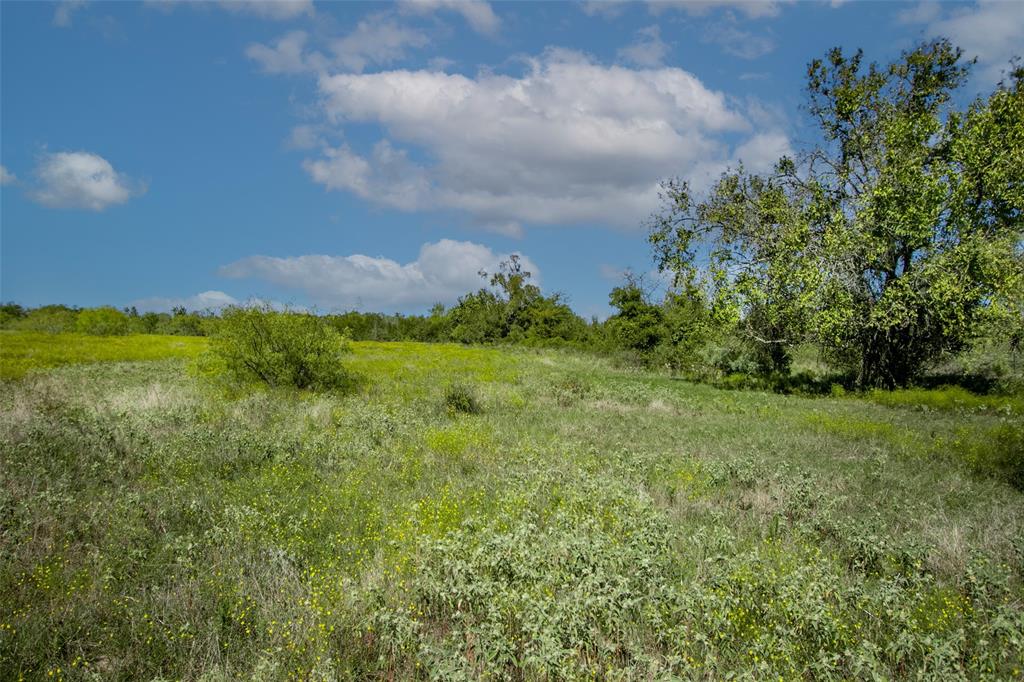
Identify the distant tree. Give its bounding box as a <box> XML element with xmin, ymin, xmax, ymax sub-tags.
<box><xmin>448</xmin><ymin>256</ymin><xmax>587</xmax><ymax>345</ymax></box>
<box><xmin>76</xmin><ymin>307</ymin><xmax>130</xmax><ymax>336</ymax></box>
<box><xmin>650</xmin><ymin>41</ymin><xmax>1024</xmax><ymax>387</ymax></box>
<box><xmin>606</xmin><ymin>274</ymin><xmax>665</xmax><ymax>354</ymax></box>
<box><xmin>658</xmin><ymin>284</ymin><xmax>715</xmax><ymax>372</ymax></box>
<box><xmin>0</xmin><ymin>303</ymin><xmax>26</xmax><ymax>327</ymax></box>
<box><xmin>11</xmin><ymin>305</ymin><xmax>80</xmax><ymax>333</ymax></box>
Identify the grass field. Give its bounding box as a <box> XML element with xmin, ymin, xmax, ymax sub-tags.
<box><xmin>0</xmin><ymin>331</ymin><xmax>207</xmax><ymax>380</ymax></box>
<box><xmin>1</xmin><ymin>333</ymin><xmax>1022</xmax><ymax>679</ymax></box>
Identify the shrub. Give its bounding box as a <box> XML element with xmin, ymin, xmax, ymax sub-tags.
<box><xmin>75</xmin><ymin>306</ymin><xmax>129</xmax><ymax>335</ymax></box>
<box><xmin>206</xmin><ymin>306</ymin><xmax>353</xmax><ymax>391</ymax></box>
<box><xmin>443</xmin><ymin>382</ymin><xmax>481</xmax><ymax>414</ymax></box>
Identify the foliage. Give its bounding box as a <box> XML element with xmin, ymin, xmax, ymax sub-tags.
<box><xmin>605</xmin><ymin>276</ymin><xmax>665</xmax><ymax>354</ymax></box>
<box><xmin>650</xmin><ymin>41</ymin><xmax>1024</xmax><ymax>387</ymax></box>
<box><xmin>448</xmin><ymin>256</ymin><xmax>591</xmax><ymax>347</ymax></box>
<box><xmin>2</xmin><ymin>304</ymin><xmax>80</xmax><ymax>334</ymax></box>
<box><xmin>0</xmin><ymin>303</ymin><xmax>26</xmax><ymax>327</ymax></box>
<box><xmin>74</xmin><ymin>306</ymin><xmax>130</xmax><ymax>336</ymax></box>
<box><xmin>204</xmin><ymin>306</ymin><xmax>353</xmax><ymax>391</ymax></box>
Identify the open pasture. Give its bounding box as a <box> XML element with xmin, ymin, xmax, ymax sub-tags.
<box><xmin>1</xmin><ymin>335</ymin><xmax>1021</xmax><ymax>679</ymax></box>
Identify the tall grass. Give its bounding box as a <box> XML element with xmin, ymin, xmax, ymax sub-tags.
<box><xmin>1</xmin><ymin>335</ymin><xmax>1022</xmax><ymax>679</ymax></box>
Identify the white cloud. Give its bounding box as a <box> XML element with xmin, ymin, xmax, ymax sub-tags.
<box><xmin>0</xmin><ymin>165</ymin><xmax>16</xmax><ymax>185</ymax></box>
<box><xmin>909</xmin><ymin>0</ymin><xmax>1024</xmax><ymax>84</ymax></box>
<box><xmin>303</xmin><ymin>48</ymin><xmax>784</xmax><ymax>230</ymax></box>
<box><xmin>217</xmin><ymin>0</ymin><xmax>313</xmax><ymax>20</ymax></box>
<box><xmin>702</xmin><ymin>21</ymin><xmax>775</xmax><ymax>59</ymax></box>
<box><xmin>400</xmin><ymin>0</ymin><xmax>500</xmax><ymax>35</ymax></box>
<box><xmin>30</xmin><ymin>151</ymin><xmax>143</xmax><ymax>211</ymax></box>
<box><xmin>132</xmin><ymin>290</ymin><xmax>239</xmax><ymax>313</ymax></box>
<box><xmin>896</xmin><ymin>1</ymin><xmax>942</xmax><ymax>25</ymax></box>
<box><xmin>246</xmin><ymin>30</ymin><xmax>314</xmax><ymax>74</ymax></box>
<box><xmin>247</xmin><ymin>15</ymin><xmax>430</xmax><ymax>75</ymax></box>
<box><xmin>649</xmin><ymin>0</ymin><xmax>787</xmax><ymax>20</ymax></box>
<box><xmin>146</xmin><ymin>0</ymin><xmax>313</xmax><ymax>21</ymax></box>
<box><xmin>599</xmin><ymin>263</ymin><xmax>627</xmax><ymax>282</ymax></box>
<box><xmin>53</xmin><ymin>0</ymin><xmax>87</xmax><ymax>27</ymax></box>
<box><xmin>285</xmin><ymin>124</ymin><xmax>323</xmax><ymax>149</ymax></box>
<box><xmin>219</xmin><ymin>239</ymin><xmax>538</xmax><ymax>312</ymax></box>
<box><xmin>732</xmin><ymin>130</ymin><xmax>791</xmax><ymax>169</ymax></box>
<box><xmin>330</xmin><ymin>13</ymin><xmax>430</xmax><ymax>72</ymax></box>
<box><xmin>618</xmin><ymin>25</ymin><xmax>670</xmax><ymax>67</ymax></box>
<box><xmin>581</xmin><ymin>1</ymin><xmax>630</xmax><ymax>19</ymax></box>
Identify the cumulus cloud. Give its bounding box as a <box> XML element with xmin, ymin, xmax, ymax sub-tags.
<box><xmin>131</xmin><ymin>290</ymin><xmax>240</xmax><ymax>313</ymax></box>
<box><xmin>219</xmin><ymin>239</ymin><xmax>538</xmax><ymax>312</ymax></box>
<box><xmin>30</xmin><ymin>151</ymin><xmax>143</xmax><ymax>211</ymax></box>
<box><xmin>0</xmin><ymin>165</ymin><xmax>16</xmax><ymax>185</ymax></box>
<box><xmin>618</xmin><ymin>25</ymin><xmax>670</xmax><ymax>67</ymax></box>
<box><xmin>905</xmin><ymin>0</ymin><xmax>1024</xmax><ymax>84</ymax></box>
<box><xmin>400</xmin><ymin>0</ymin><xmax>500</xmax><ymax>35</ymax></box>
<box><xmin>301</xmin><ymin>48</ymin><xmax>785</xmax><ymax>230</ymax></box>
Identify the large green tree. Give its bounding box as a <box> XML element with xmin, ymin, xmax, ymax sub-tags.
<box><xmin>650</xmin><ymin>41</ymin><xmax>1023</xmax><ymax>387</ymax></box>
<box><xmin>449</xmin><ymin>255</ymin><xmax>586</xmax><ymax>345</ymax></box>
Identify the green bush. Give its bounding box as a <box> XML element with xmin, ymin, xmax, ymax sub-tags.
<box><xmin>443</xmin><ymin>382</ymin><xmax>482</xmax><ymax>414</ymax></box>
<box><xmin>205</xmin><ymin>306</ymin><xmax>353</xmax><ymax>391</ymax></box>
<box><xmin>75</xmin><ymin>306</ymin><xmax>129</xmax><ymax>336</ymax></box>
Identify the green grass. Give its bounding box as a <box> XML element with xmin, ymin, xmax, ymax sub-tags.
<box><xmin>865</xmin><ymin>384</ymin><xmax>1024</xmax><ymax>414</ymax></box>
<box><xmin>1</xmin><ymin>335</ymin><xmax>1022</xmax><ymax>679</ymax></box>
<box><xmin>0</xmin><ymin>331</ymin><xmax>207</xmax><ymax>380</ymax></box>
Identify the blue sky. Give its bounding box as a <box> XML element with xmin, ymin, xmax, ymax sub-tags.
<box><xmin>1</xmin><ymin>0</ymin><xmax>1021</xmax><ymax>318</ymax></box>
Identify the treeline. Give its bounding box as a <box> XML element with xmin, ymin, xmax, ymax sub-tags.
<box><xmin>0</xmin><ymin>257</ymin><xmax>613</xmax><ymax>348</ymax></box>
<box><xmin>0</xmin><ymin>303</ymin><xmax>213</xmax><ymax>337</ymax></box>
<box><xmin>2</xmin><ymin>250</ymin><xmax>1019</xmax><ymax>393</ymax></box>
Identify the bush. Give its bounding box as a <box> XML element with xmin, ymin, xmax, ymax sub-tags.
<box><xmin>75</xmin><ymin>306</ymin><xmax>129</xmax><ymax>336</ymax></box>
<box><xmin>206</xmin><ymin>306</ymin><xmax>353</xmax><ymax>391</ymax></box>
<box><xmin>443</xmin><ymin>382</ymin><xmax>482</xmax><ymax>414</ymax></box>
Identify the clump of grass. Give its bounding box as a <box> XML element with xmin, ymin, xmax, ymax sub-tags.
<box><xmin>552</xmin><ymin>375</ymin><xmax>591</xmax><ymax>406</ymax></box>
<box><xmin>952</xmin><ymin>420</ymin><xmax>1024</xmax><ymax>490</ymax></box>
<box><xmin>442</xmin><ymin>382</ymin><xmax>482</xmax><ymax>414</ymax></box>
<box><xmin>866</xmin><ymin>385</ymin><xmax>1023</xmax><ymax>414</ymax></box>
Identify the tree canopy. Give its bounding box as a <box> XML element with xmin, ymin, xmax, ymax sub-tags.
<box><xmin>649</xmin><ymin>40</ymin><xmax>1023</xmax><ymax>387</ymax></box>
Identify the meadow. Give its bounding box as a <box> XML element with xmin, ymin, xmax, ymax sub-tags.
<box><xmin>1</xmin><ymin>332</ymin><xmax>1022</xmax><ymax>680</ymax></box>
